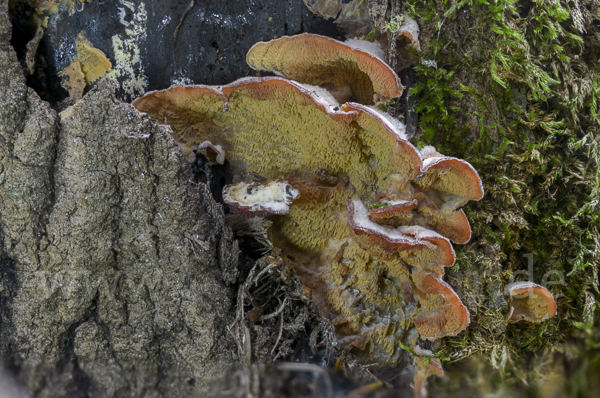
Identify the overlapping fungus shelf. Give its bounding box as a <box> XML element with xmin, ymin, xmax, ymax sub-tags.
<box><xmin>134</xmin><ymin>68</ymin><xmax>483</xmax><ymax>364</ymax></box>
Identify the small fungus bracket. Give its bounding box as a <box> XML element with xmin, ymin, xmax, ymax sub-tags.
<box><xmin>505</xmin><ymin>281</ymin><xmax>557</xmax><ymax>323</ymax></box>
<box><xmin>246</xmin><ymin>33</ymin><xmax>402</xmax><ymax>104</ymax></box>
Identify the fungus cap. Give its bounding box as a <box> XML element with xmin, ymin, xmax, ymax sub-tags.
<box><xmin>398</xmin><ymin>225</ymin><xmax>456</xmax><ymax>267</ymax></box>
<box><xmin>395</xmin><ymin>16</ymin><xmax>420</xmax><ymax>50</ymax></box>
<box><xmin>223</xmin><ymin>180</ymin><xmax>300</xmax><ymax>216</ymax></box>
<box><xmin>417</xmin><ymin>146</ymin><xmax>484</xmax><ymax>208</ymax></box>
<box><xmin>246</xmin><ymin>33</ymin><xmax>402</xmax><ymax>104</ymax></box>
<box><xmin>133</xmin><ymin>77</ymin><xmax>420</xmax><ymax>194</ymax></box>
<box><xmin>347</xmin><ymin>198</ymin><xmax>432</xmax><ymax>251</ymax></box>
<box><xmin>347</xmin><ymin>199</ymin><xmax>455</xmax><ymax>267</ymax></box>
<box><xmin>505</xmin><ymin>281</ymin><xmax>557</xmax><ymax>323</ymax></box>
<box><xmin>416</xmin><ymin>205</ymin><xmax>472</xmax><ymax>244</ymax></box>
<box><xmin>368</xmin><ymin>199</ymin><xmax>418</xmax><ymax>223</ymax></box>
<box><xmin>412</xmin><ymin>269</ymin><xmax>470</xmax><ymax>340</ymax></box>
<box><xmin>413</xmin><ymin>345</ymin><xmax>443</xmax><ymax>398</ymax></box>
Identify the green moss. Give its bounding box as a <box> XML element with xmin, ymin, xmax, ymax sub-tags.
<box><xmin>400</xmin><ymin>0</ymin><xmax>600</xmax><ymax>394</ymax></box>
<box><xmin>383</xmin><ymin>14</ymin><xmax>407</xmax><ymax>33</ymax></box>
<box><xmin>369</xmin><ymin>203</ymin><xmax>389</xmax><ymax>209</ymax></box>
<box><xmin>363</xmin><ymin>28</ymin><xmax>377</xmax><ymax>42</ymax></box>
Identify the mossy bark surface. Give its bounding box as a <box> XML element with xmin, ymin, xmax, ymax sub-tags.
<box><xmin>371</xmin><ymin>0</ymin><xmax>600</xmax><ymax>396</ymax></box>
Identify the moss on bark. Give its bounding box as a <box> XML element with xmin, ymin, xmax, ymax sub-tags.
<box><xmin>371</xmin><ymin>0</ymin><xmax>600</xmax><ymax>396</ymax></box>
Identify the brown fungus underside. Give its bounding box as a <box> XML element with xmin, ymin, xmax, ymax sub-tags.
<box><xmin>133</xmin><ymin>76</ymin><xmax>483</xmax><ymax>363</ymax></box>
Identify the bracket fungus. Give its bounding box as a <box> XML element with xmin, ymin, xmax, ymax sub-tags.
<box><xmin>505</xmin><ymin>282</ymin><xmax>557</xmax><ymax>323</ymax></box>
<box><xmin>372</xmin><ymin>145</ymin><xmax>482</xmax><ymax>245</ymax></box>
<box><xmin>418</xmin><ymin>146</ymin><xmax>484</xmax><ymax>208</ymax></box>
<box><xmin>393</xmin><ymin>15</ymin><xmax>421</xmax><ymax>72</ymax></box>
<box><xmin>394</xmin><ymin>16</ymin><xmax>421</xmax><ymax>51</ymax></box>
<box><xmin>246</xmin><ymin>33</ymin><xmax>402</xmax><ymax>104</ymax></box>
<box><xmin>133</xmin><ymin>36</ymin><xmax>484</xmax><ymax>364</ymax></box>
<box><xmin>368</xmin><ymin>198</ymin><xmax>418</xmax><ymax>223</ymax></box>
<box><xmin>347</xmin><ymin>199</ymin><xmax>455</xmax><ymax>268</ymax></box>
<box><xmin>412</xmin><ymin>269</ymin><xmax>470</xmax><ymax>340</ymax></box>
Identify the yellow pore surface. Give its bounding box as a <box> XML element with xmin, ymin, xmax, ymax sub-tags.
<box><xmin>134</xmin><ymin>78</ymin><xmax>415</xmax><ymax>252</ymax></box>
<box><xmin>290</xmin><ymin>236</ymin><xmax>414</xmax><ymax>362</ymax></box>
<box><xmin>75</xmin><ymin>32</ymin><xmax>112</xmax><ymax>84</ymax></box>
<box><xmin>134</xmin><ymin>78</ymin><xmax>421</xmax><ymax>363</ymax></box>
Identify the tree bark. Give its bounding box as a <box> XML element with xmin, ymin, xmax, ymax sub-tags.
<box><xmin>0</xmin><ymin>1</ymin><xmax>240</xmax><ymax>395</ymax></box>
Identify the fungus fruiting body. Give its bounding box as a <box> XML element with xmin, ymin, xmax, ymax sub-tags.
<box><xmin>505</xmin><ymin>281</ymin><xmax>557</xmax><ymax>323</ymax></box>
<box><xmin>346</xmin><ymin>199</ymin><xmax>455</xmax><ymax>268</ymax></box>
<box><xmin>133</xmin><ymin>76</ymin><xmax>419</xmax><ymax>192</ymax></box>
<box><xmin>302</xmin><ymin>0</ymin><xmax>372</xmax><ymax>37</ymax></box>
<box><xmin>412</xmin><ymin>346</ymin><xmax>444</xmax><ymax>398</ymax></box>
<box><xmin>393</xmin><ymin>15</ymin><xmax>421</xmax><ymax>72</ymax></box>
<box><xmin>394</xmin><ymin>16</ymin><xmax>420</xmax><ymax>50</ymax></box>
<box><xmin>134</xmin><ymin>36</ymin><xmax>484</xmax><ymax>364</ymax></box>
<box><xmin>246</xmin><ymin>33</ymin><xmax>402</xmax><ymax>104</ymax></box>
<box><xmin>75</xmin><ymin>32</ymin><xmax>112</xmax><ymax>84</ymax></box>
<box><xmin>412</xmin><ymin>269</ymin><xmax>470</xmax><ymax>340</ymax></box>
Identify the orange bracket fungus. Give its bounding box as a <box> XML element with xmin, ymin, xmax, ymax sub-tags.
<box><xmin>133</xmin><ymin>36</ymin><xmax>484</xmax><ymax>364</ymax></box>
<box><xmin>418</xmin><ymin>146</ymin><xmax>484</xmax><ymax>209</ymax></box>
<box><xmin>505</xmin><ymin>281</ymin><xmax>558</xmax><ymax>323</ymax></box>
<box><xmin>368</xmin><ymin>198</ymin><xmax>418</xmax><ymax>224</ymax></box>
<box><xmin>246</xmin><ymin>33</ymin><xmax>402</xmax><ymax>104</ymax></box>
<box><xmin>412</xmin><ymin>269</ymin><xmax>470</xmax><ymax>340</ymax></box>
<box><xmin>347</xmin><ymin>199</ymin><xmax>455</xmax><ymax>268</ymax></box>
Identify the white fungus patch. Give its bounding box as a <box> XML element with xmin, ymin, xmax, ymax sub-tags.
<box><xmin>224</xmin><ymin>180</ymin><xmax>300</xmax><ymax>215</ymax></box>
<box><xmin>397</xmin><ymin>15</ymin><xmax>420</xmax><ymax>50</ymax></box>
<box><xmin>344</xmin><ymin>38</ymin><xmax>386</xmax><ymax>61</ymax></box>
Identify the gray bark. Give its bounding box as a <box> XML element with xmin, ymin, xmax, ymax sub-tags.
<box><xmin>0</xmin><ymin>1</ymin><xmax>240</xmax><ymax>396</ymax></box>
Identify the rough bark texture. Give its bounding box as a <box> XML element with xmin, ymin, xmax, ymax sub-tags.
<box><xmin>0</xmin><ymin>1</ymin><xmax>240</xmax><ymax>396</ymax></box>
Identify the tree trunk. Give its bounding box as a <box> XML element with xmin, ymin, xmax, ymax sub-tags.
<box><xmin>1</xmin><ymin>2</ymin><xmax>240</xmax><ymax>395</ymax></box>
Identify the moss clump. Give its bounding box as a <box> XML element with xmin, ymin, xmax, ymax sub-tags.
<box><xmin>397</xmin><ymin>0</ymin><xmax>600</xmax><ymax>394</ymax></box>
